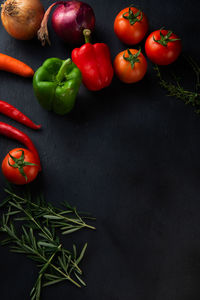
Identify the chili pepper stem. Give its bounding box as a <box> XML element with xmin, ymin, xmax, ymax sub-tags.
<box><xmin>83</xmin><ymin>29</ymin><xmax>91</xmax><ymax>44</ymax></box>
<box><xmin>56</xmin><ymin>59</ymin><xmax>71</xmax><ymax>82</ymax></box>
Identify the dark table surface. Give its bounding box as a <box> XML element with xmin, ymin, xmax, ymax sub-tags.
<box><xmin>0</xmin><ymin>0</ymin><xmax>200</xmax><ymax>299</ymax></box>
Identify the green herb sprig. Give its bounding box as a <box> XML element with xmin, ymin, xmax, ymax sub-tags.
<box><xmin>154</xmin><ymin>56</ymin><xmax>200</xmax><ymax>113</ymax></box>
<box><xmin>4</xmin><ymin>188</ymin><xmax>96</xmax><ymax>233</ymax></box>
<box><xmin>0</xmin><ymin>187</ymin><xmax>95</xmax><ymax>300</ymax></box>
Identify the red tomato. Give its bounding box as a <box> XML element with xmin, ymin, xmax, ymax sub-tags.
<box><xmin>114</xmin><ymin>6</ymin><xmax>149</xmax><ymax>45</ymax></box>
<box><xmin>2</xmin><ymin>148</ymin><xmax>39</xmax><ymax>185</ymax></box>
<box><xmin>114</xmin><ymin>49</ymin><xmax>147</xmax><ymax>83</ymax></box>
<box><xmin>145</xmin><ymin>29</ymin><xmax>182</xmax><ymax>65</ymax></box>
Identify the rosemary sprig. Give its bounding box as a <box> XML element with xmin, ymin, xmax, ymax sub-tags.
<box><xmin>0</xmin><ymin>187</ymin><xmax>95</xmax><ymax>300</ymax></box>
<box><xmin>5</xmin><ymin>193</ymin><xmax>82</xmax><ymax>274</ymax></box>
<box><xmin>154</xmin><ymin>57</ymin><xmax>200</xmax><ymax>113</ymax></box>
<box><xmin>4</xmin><ymin>188</ymin><xmax>96</xmax><ymax>232</ymax></box>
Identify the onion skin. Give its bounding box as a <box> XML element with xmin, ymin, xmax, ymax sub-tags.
<box><xmin>38</xmin><ymin>1</ymin><xmax>95</xmax><ymax>46</ymax></box>
<box><xmin>52</xmin><ymin>1</ymin><xmax>95</xmax><ymax>44</ymax></box>
<box><xmin>1</xmin><ymin>0</ymin><xmax>44</xmax><ymax>40</ymax></box>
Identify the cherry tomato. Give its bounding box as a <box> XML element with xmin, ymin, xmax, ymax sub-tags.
<box><xmin>145</xmin><ymin>29</ymin><xmax>182</xmax><ymax>65</ymax></box>
<box><xmin>2</xmin><ymin>148</ymin><xmax>39</xmax><ymax>185</ymax></box>
<box><xmin>114</xmin><ymin>49</ymin><xmax>147</xmax><ymax>83</ymax></box>
<box><xmin>114</xmin><ymin>5</ymin><xmax>149</xmax><ymax>45</ymax></box>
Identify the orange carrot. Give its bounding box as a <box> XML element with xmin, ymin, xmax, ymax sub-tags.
<box><xmin>0</xmin><ymin>53</ymin><xmax>34</xmax><ymax>77</ymax></box>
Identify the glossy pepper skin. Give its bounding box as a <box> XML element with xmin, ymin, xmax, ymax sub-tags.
<box><xmin>72</xmin><ymin>29</ymin><xmax>114</xmax><ymax>91</ymax></box>
<box><xmin>33</xmin><ymin>58</ymin><xmax>82</xmax><ymax>115</ymax></box>
<box><xmin>0</xmin><ymin>100</ymin><xmax>41</xmax><ymax>130</ymax></box>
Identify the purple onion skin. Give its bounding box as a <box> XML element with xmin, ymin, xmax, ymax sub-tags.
<box><xmin>51</xmin><ymin>1</ymin><xmax>95</xmax><ymax>44</ymax></box>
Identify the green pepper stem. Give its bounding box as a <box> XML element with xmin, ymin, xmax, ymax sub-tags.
<box><xmin>83</xmin><ymin>29</ymin><xmax>91</xmax><ymax>44</ymax></box>
<box><xmin>56</xmin><ymin>58</ymin><xmax>72</xmax><ymax>82</ymax></box>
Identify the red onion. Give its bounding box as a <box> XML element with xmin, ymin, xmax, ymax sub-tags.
<box><xmin>38</xmin><ymin>1</ymin><xmax>95</xmax><ymax>46</ymax></box>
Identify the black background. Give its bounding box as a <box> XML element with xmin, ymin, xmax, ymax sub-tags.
<box><xmin>0</xmin><ymin>0</ymin><xmax>200</xmax><ymax>299</ymax></box>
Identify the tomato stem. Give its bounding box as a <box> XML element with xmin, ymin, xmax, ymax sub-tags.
<box><xmin>123</xmin><ymin>48</ymin><xmax>141</xmax><ymax>69</ymax></box>
<box><xmin>153</xmin><ymin>29</ymin><xmax>181</xmax><ymax>47</ymax></box>
<box><xmin>8</xmin><ymin>150</ymin><xmax>37</xmax><ymax>182</ymax></box>
<box><xmin>122</xmin><ymin>5</ymin><xmax>143</xmax><ymax>25</ymax></box>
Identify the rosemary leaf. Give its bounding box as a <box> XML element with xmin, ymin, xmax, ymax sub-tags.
<box><xmin>42</xmin><ymin>278</ymin><xmax>66</xmax><ymax>287</ymax></box>
<box><xmin>62</xmin><ymin>227</ymin><xmax>81</xmax><ymax>235</ymax></box>
<box><xmin>43</xmin><ymin>215</ymin><xmax>62</xmax><ymax>220</ymax></box>
<box><xmin>74</xmin><ymin>272</ymin><xmax>86</xmax><ymax>286</ymax></box>
<box><xmin>76</xmin><ymin>243</ymin><xmax>88</xmax><ymax>265</ymax></box>
<box><xmin>37</xmin><ymin>241</ymin><xmax>58</xmax><ymax>248</ymax></box>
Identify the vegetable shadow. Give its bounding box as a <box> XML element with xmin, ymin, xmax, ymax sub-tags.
<box><xmin>66</xmin><ymin>73</ymin><xmax>153</xmax><ymax>124</ymax></box>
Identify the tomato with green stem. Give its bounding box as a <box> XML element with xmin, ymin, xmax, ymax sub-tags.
<box><xmin>145</xmin><ymin>29</ymin><xmax>182</xmax><ymax>65</ymax></box>
<box><xmin>114</xmin><ymin>5</ymin><xmax>149</xmax><ymax>45</ymax></box>
<box><xmin>2</xmin><ymin>148</ymin><xmax>39</xmax><ymax>185</ymax></box>
<box><xmin>114</xmin><ymin>48</ymin><xmax>147</xmax><ymax>83</ymax></box>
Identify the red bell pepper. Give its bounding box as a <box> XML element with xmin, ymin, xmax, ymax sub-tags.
<box><xmin>72</xmin><ymin>29</ymin><xmax>114</xmax><ymax>91</ymax></box>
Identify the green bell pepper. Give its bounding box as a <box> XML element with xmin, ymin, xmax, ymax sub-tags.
<box><xmin>33</xmin><ymin>58</ymin><xmax>82</xmax><ymax>115</ymax></box>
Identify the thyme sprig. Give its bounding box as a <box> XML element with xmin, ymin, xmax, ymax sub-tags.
<box><xmin>0</xmin><ymin>187</ymin><xmax>95</xmax><ymax>300</ymax></box>
<box><xmin>154</xmin><ymin>56</ymin><xmax>200</xmax><ymax>113</ymax></box>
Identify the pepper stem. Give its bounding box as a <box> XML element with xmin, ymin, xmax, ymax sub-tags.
<box><xmin>83</xmin><ymin>29</ymin><xmax>91</xmax><ymax>44</ymax></box>
<box><xmin>56</xmin><ymin>59</ymin><xmax>72</xmax><ymax>82</ymax></box>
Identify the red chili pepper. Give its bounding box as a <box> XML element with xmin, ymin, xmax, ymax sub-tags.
<box><xmin>72</xmin><ymin>29</ymin><xmax>114</xmax><ymax>91</ymax></box>
<box><xmin>0</xmin><ymin>122</ymin><xmax>41</xmax><ymax>171</ymax></box>
<box><xmin>0</xmin><ymin>100</ymin><xmax>41</xmax><ymax>130</ymax></box>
